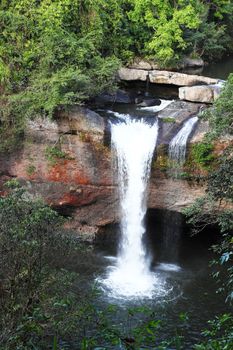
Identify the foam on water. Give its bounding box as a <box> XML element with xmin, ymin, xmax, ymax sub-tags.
<box><xmin>156</xmin><ymin>263</ymin><xmax>182</xmax><ymax>272</ymax></box>
<box><xmin>139</xmin><ymin>99</ymin><xmax>174</xmax><ymax>112</ymax></box>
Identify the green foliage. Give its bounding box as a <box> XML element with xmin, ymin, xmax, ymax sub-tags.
<box><xmin>185</xmin><ymin>76</ymin><xmax>233</xmax><ymax>304</ymax></box>
<box><xmin>0</xmin><ymin>0</ymin><xmax>232</xmax><ymax>142</ymax></box>
<box><xmin>0</xmin><ymin>186</ymin><xmax>232</xmax><ymax>348</ymax></box>
<box><xmin>0</xmin><ymin>0</ymin><xmax>232</xmax><ymax>153</ymax></box>
<box><xmin>194</xmin><ymin>314</ymin><xmax>233</xmax><ymax>350</ymax></box>
<box><xmin>0</xmin><ymin>187</ymin><xmax>63</xmax><ymax>347</ymax></box>
<box><xmin>26</xmin><ymin>164</ymin><xmax>36</xmax><ymax>175</ymax></box>
<box><xmin>0</xmin><ymin>0</ymin><xmax>120</xmax><ymax>149</ymax></box>
<box><xmin>162</xmin><ymin>117</ymin><xmax>176</xmax><ymax>123</ymax></box>
<box><xmin>45</xmin><ymin>145</ymin><xmax>72</xmax><ymax>165</ymax></box>
<box><xmin>128</xmin><ymin>0</ymin><xmax>202</xmax><ymax>66</ymax></box>
<box><xmin>185</xmin><ymin>10</ymin><xmax>230</xmax><ymax>60</ymax></box>
<box><xmin>207</xmin><ymin>146</ymin><xmax>233</xmax><ymax>202</ymax></box>
<box><xmin>204</xmin><ymin>74</ymin><xmax>233</xmax><ymax>138</ymax></box>
<box><xmin>184</xmin><ymin>146</ymin><xmax>233</xmax><ymax>303</ymax></box>
<box><xmin>0</xmin><ymin>186</ymin><xmax>110</xmax><ymax>349</ymax></box>
<box><xmin>212</xmin><ymin>233</ymin><xmax>233</xmax><ymax>303</ymax></box>
<box><xmin>191</xmin><ymin>141</ymin><xmax>215</xmax><ymax>170</ymax></box>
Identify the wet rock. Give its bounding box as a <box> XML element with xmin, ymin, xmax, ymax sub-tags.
<box><xmin>137</xmin><ymin>98</ymin><xmax>161</xmax><ymax>107</ymax></box>
<box><xmin>95</xmin><ymin>89</ymin><xmax>133</xmax><ymax>104</ymax></box>
<box><xmin>157</xmin><ymin>100</ymin><xmax>204</xmax><ymax>144</ymax></box>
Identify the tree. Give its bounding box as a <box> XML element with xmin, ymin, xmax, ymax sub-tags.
<box><xmin>204</xmin><ymin>74</ymin><xmax>233</xmax><ymax>138</ymax></box>
<box><xmin>184</xmin><ymin>73</ymin><xmax>233</xmax><ymax>304</ymax></box>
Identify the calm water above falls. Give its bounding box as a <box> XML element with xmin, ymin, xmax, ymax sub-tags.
<box><xmin>202</xmin><ymin>56</ymin><xmax>233</xmax><ymax>80</ymax></box>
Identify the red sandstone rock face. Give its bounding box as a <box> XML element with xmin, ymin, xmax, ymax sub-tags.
<box><xmin>0</xmin><ymin>108</ymin><xmax>117</xmax><ymax>237</ymax></box>
<box><xmin>0</xmin><ymin>105</ymin><xmax>219</xmax><ymax>237</ymax></box>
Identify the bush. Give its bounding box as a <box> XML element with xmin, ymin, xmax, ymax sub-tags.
<box><xmin>204</xmin><ymin>74</ymin><xmax>233</xmax><ymax>138</ymax></box>
<box><xmin>0</xmin><ymin>185</ymin><xmax>88</xmax><ymax>349</ymax></box>
<box><xmin>191</xmin><ymin>142</ymin><xmax>215</xmax><ymax>170</ymax></box>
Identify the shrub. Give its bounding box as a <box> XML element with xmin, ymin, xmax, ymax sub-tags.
<box><xmin>191</xmin><ymin>142</ymin><xmax>215</xmax><ymax>170</ymax></box>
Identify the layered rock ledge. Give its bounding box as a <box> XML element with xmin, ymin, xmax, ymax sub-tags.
<box><xmin>118</xmin><ymin>67</ymin><xmax>222</xmax><ymax>103</ymax></box>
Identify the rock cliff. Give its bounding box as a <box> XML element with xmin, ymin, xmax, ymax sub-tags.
<box><xmin>0</xmin><ymin>103</ymin><xmax>210</xmax><ymax>238</ymax></box>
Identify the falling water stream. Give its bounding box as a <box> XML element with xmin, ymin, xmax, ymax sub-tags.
<box><xmin>99</xmin><ymin>115</ymin><xmax>168</xmax><ymax>299</ymax></box>
<box><xmin>169</xmin><ymin>116</ymin><xmax>198</xmax><ymax>164</ymax></box>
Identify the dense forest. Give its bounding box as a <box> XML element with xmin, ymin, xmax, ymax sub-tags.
<box><xmin>0</xmin><ymin>0</ymin><xmax>233</xmax><ymax>128</ymax></box>
<box><xmin>0</xmin><ymin>0</ymin><xmax>233</xmax><ymax>349</ymax></box>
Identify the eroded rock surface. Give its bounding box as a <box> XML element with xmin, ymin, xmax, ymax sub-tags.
<box><xmin>0</xmin><ymin>104</ymin><xmax>210</xmax><ymax>238</ymax></box>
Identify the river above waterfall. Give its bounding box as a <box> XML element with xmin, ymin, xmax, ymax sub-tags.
<box><xmin>181</xmin><ymin>56</ymin><xmax>233</xmax><ymax>80</ymax></box>
<box><xmin>202</xmin><ymin>56</ymin><xmax>233</xmax><ymax>80</ymax></box>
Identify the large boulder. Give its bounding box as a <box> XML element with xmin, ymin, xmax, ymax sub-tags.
<box><xmin>181</xmin><ymin>57</ymin><xmax>204</xmax><ymax>68</ymax></box>
<box><xmin>118</xmin><ymin>68</ymin><xmax>148</xmax><ymax>81</ymax></box>
<box><xmin>137</xmin><ymin>98</ymin><xmax>161</xmax><ymax>107</ymax></box>
<box><xmin>26</xmin><ymin>107</ymin><xmax>105</xmax><ymax>146</ymax></box>
<box><xmin>118</xmin><ymin>68</ymin><xmax>218</xmax><ymax>86</ymax></box>
<box><xmin>95</xmin><ymin>89</ymin><xmax>133</xmax><ymax>105</ymax></box>
<box><xmin>149</xmin><ymin>70</ymin><xmax>218</xmax><ymax>86</ymax></box>
<box><xmin>179</xmin><ymin>84</ymin><xmax>222</xmax><ymax>103</ymax></box>
<box><xmin>56</xmin><ymin>106</ymin><xmax>105</xmax><ymax>141</ymax></box>
<box><xmin>157</xmin><ymin>100</ymin><xmax>205</xmax><ymax>144</ymax></box>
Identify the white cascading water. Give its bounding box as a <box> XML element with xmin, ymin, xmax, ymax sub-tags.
<box><xmin>169</xmin><ymin>116</ymin><xmax>198</xmax><ymax>164</ymax></box>
<box><xmin>139</xmin><ymin>99</ymin><xmax>174</xmax><ymax>112</ymax></box>
<box><xmin>100</xmin><ymin>114</ymin><xmax>166</xmax><ymax>299</ymax></box>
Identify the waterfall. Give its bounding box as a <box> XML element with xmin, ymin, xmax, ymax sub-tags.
<box><xmin>169</xmin><ymin>116</ymin><xmax>198</xmax><ymax>164</ymax></box>
<box><xmin>101</xmin><ymin>115</ymin><xmax>164</xmax><ymax>298</ymax></box>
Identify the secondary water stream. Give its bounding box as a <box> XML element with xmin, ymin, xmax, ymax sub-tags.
<box><xmin>169</xmin><ymin>116</ymin><xmax>198</xmax><ymax>164</ymax></box>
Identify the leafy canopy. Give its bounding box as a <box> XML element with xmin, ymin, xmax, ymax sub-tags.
<box><xmin>0</xmin><ymin>0</ymin><xmax>233</xmax><ymax>151</ymax></box>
